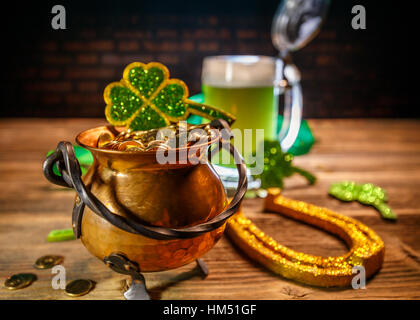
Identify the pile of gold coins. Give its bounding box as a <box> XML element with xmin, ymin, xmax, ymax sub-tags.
<box><xmin>98</xmin><ymin>122</ymin><xmax>217</xmax><ymax>152</ymax></box>
<box><xmin>4</xmin><ymin>254</ymin><xmax>94</xmax><ymax>297</ymax></box>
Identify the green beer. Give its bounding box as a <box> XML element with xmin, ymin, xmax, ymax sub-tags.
<box><xmin>202</xmin><ymin>56</ymin><xmax>282</xmax><ymax>166</ymax></box>
<box><xmin>202</xmin><ymin>85</ymin><xmax>279</xmax><ymax>151</ymax></box>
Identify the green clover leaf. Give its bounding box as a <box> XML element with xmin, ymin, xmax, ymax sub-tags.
<box><xmin>251</xmin><ymin>140</ymin><xmax>316</xmax><ymax>189</ymax></box>
<box><xmin>105</xmin><ymin>62</ymin><xmax>235</xmax><ymax>131</ymax></box>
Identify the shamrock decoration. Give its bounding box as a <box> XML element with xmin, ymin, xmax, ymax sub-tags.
<box><xmin>329</xmin><ymin>181</ymin><xmax>397</xmax><ymax>220</ymax></box>
<box><xmin>46</xmin><ymin>145</ymin><xmax>93</xmax><ymax>176</ymax></box>
<box><xmin>252</xmin><ymin>140</ymin><xmax>316</xmax><ymax>189</ymax></box>
<box><xmin>105</xmin><ymin>62</ymin><xmax>235</xmax><ymax>131</ymax></box>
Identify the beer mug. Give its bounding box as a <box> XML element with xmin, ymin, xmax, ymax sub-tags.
<box><xmin>197</xmin><ymin>0</ymin><xmax>330</xmax><ymax>191</ymax></box>
<box><xmin>202</xmin><ymin>55</ymin><xmax>302</xmax><ymax>152</ymax></box>
<box><xmin>200</xmin><ymin>55</ymin><xmax>303</xmax><ymax>191</ymax></box>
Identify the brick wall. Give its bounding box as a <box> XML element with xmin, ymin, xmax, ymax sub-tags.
<box><xmin>2</xmin><ymin>0</ymin><xmax>417</xmax><ymax>118</ymax></box>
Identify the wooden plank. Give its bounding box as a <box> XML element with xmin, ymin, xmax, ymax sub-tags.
<box><xmin>1</xmin><ymin>118</ymin><xmax>420</xmax><ymax>299</ymax></box>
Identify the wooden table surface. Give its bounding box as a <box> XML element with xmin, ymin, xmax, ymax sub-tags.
<box><xmin>1</xmin><ymin>118</ymin><xmax>420</xmax><ymax>300</ymax></box>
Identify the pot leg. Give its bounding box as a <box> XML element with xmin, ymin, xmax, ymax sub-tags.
<box><xmin>195</xmin><ymin>259</ymin><xmax>209</xmax><ymax>278</ymax></box>
<box><xmin>123</xmin><ymin>273</ymin><xmax>150</xmax><ymax>300</ymax></box>
<box><xmin>104</xmin><ymin>253</ymin><xmax>151</xmax><ymax>300</ymax></box>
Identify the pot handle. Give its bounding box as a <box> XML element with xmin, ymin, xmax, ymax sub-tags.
<box><xmin>42</xmin><ymin>119</ymin><xmax>247</xmax><ymax>240</ymax></box>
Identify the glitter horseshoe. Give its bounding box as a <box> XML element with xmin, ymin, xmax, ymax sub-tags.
<box><xmin>226</xmin><ymin>188</ymin><xmax>385</xmax><ymax>287</ymax></box>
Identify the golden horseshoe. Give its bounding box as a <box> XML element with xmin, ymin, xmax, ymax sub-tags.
<box><xmin>226</xmin><ymin>188</ymin><xmax>385</xmax><ymax>287</ymax></box>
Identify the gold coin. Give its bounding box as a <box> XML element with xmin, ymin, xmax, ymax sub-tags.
<box><xmin>65</xmin><ymin>279</ymin><xmax>94</xmax><ymax>297</ymax></box>
<box><xmin>97</xmin><ymin>132</ymin><xmax>113</xmax><ymax>148</ymax></box>
<box><xmin>4</xmin><ymin>273</ymin><xmax>37</xmax><ymax>290</ymax></box>
<box><xmin>34</xmin><ymin>255</ymin><xmax>63</xmax><ymax>269</ymax></box>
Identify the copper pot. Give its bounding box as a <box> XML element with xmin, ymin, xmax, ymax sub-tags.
<box><xmin>43</xmin><ymin>120</ymin><xmax>247</xmax><ymax>274</ymax></box>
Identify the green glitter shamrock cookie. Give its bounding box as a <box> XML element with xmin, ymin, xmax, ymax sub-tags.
<box><xmin>104</xmin><ymin>62</ymin><xmax>235</xmax><ymax>131</ymax></box>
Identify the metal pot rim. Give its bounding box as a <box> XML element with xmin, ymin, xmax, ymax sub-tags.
<box><xmin>75</xmin><ymin>125</ymin><xmax>221</xmax><ymax>156</ymax></box>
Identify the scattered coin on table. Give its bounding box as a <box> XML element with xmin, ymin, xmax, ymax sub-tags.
<box><xmin>34</xmin><ymin>255</ymin><xmax>64</xmax><ymax>269</ymax></box>
<box><xmin>65</xmin><ymin>279</ymin><xmax>94</xmax><ymax>297</ymax></box>
<box><xmin>4</xmin><ymin>273</ymin><xmax>37</xmax><ymax>290</ymax></box>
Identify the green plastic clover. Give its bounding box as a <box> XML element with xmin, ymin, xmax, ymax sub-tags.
<box><xmin>46</xmin><ymin>145</ymin><xmax>93</xmax><ymax>177</ymax></box>
<box><xmin>105</xmin><ymin>62</ymin><xmax>235</xmax><ymax>131</ymax></box>
<box><xmin>252</xmin><ymin>140</ymin><xmax>316</xmax><ymax>189</ymax></box>
<box><xmin>329</xmin><ymin>181</ymin><xmax>397</xmax><ymax>220</ymax></box>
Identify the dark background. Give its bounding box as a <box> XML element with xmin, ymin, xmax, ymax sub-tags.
<box><xmin>1</xmin><ymin>0</ymin><xmax>417</xmax><ymax>118</ymax></box>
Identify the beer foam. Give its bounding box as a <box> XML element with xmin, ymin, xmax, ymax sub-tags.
<box><xmin>202</xmin><ymin>55</ymin><xmax>283</xmax><ymax>88</ymax></box>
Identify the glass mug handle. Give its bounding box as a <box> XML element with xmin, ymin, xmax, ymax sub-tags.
<box><xmin>277</xmin><ymin>62</ymin><xmax>302</xmax><ymax>152</ymax></box>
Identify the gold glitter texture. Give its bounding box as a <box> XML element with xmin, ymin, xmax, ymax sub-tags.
<box><xmin>226</xmin><ymin>188</ymin><xmax>385</xmax><ymax>287</ymax></box>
